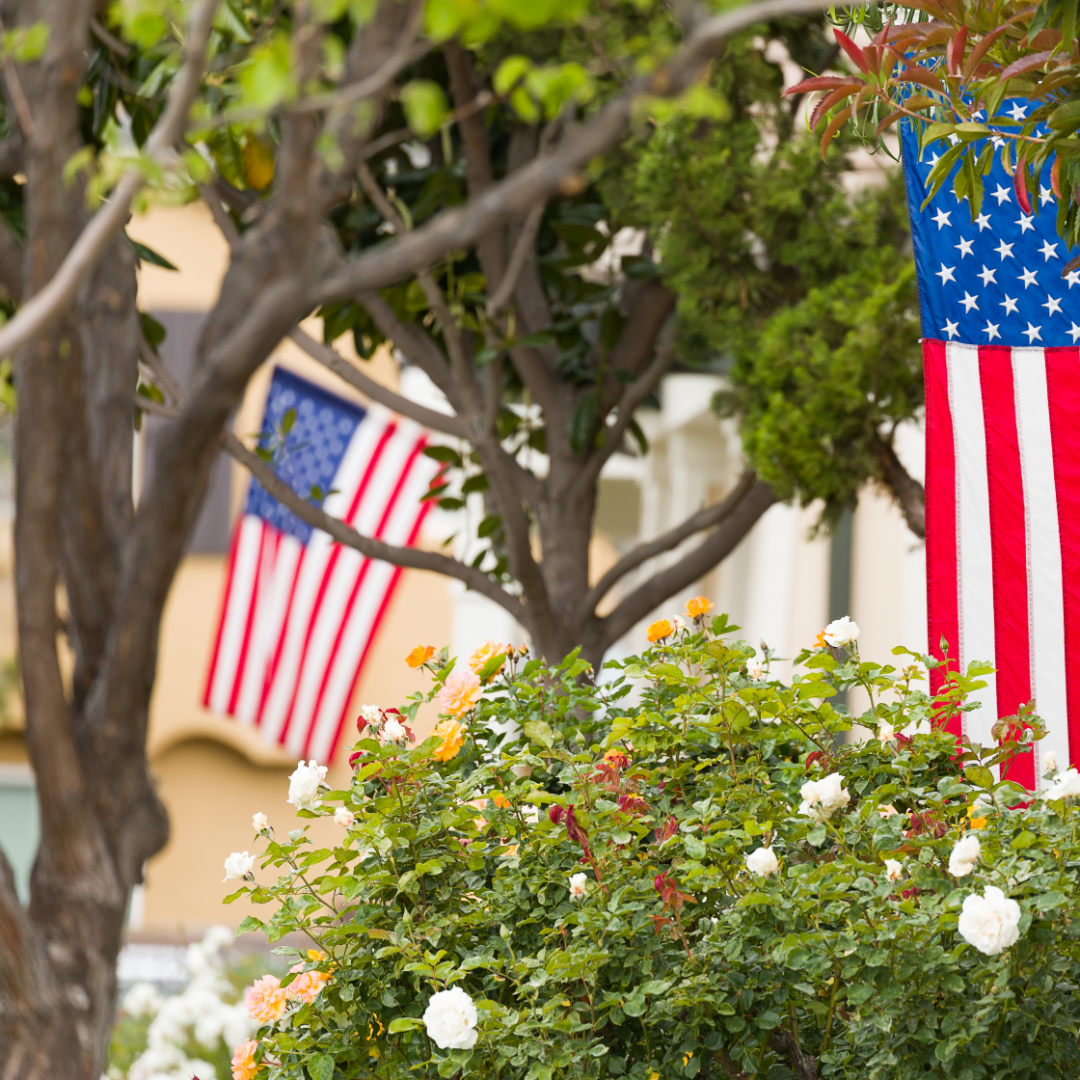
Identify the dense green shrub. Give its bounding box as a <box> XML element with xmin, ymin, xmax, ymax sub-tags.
<box><xmin>225</xmin><ymin>610</ymin><xmax>1080</xmax><ymax>1079</ymax></box>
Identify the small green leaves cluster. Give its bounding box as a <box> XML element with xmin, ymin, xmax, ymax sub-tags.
<box><xmin>228</xmin><ymin>621</ymin><xmax>1080</xmax><ymax>1079</ymax></box>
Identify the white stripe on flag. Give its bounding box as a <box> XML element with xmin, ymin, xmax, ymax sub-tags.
<box><xmin>234</xmin><ymin>531</ymin><xmax>304</xmax><ymax>726</ymax></box>
<box><xmin>284</xmin><ymin>421</ymin><xmax>415</xmax><ymax>756</ymax></box>
<box><xmin>206</xmin><ymin>515</ymin><xmax>263</xmax><ymax>714</ymax></box>
<box><xmin>1014</xmin><ymin>347</ymin><xmax>1070</xmax><ymax>780</ymax></box>
<box><xmin>948</xmin><ymin>343</ymin><xmax>998</xmax><ymax>763</ymax></box>
<box><xmin>305</xmin><ymin>444</ymin><xmax>437</xmax><ymax>761</ymax></box>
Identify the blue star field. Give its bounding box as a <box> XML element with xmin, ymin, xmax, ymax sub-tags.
<box><xmin>901</xmin><ymin>110</ymin><xmax>1080</xmax><ymax>348</ymax></box>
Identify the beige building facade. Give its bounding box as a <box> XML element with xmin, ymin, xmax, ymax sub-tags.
<box><xmin>0</xmin><ymin>198</ymin><xmax>927</xmax><ymax>938</ymax></box>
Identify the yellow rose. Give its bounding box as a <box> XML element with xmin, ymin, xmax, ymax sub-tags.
<box><xmin>432</xmin><ymin>719</ymin><xmax>465</xmax><ymax>762</ymax></box>
<box><xmin>647</xmin><ymin>618</ymin><xmax>673</xmax><ymax>643</ymax></box>
<box><xmin>685</xmin><ymin>595</ymin><xmax>713</xmax><ymax>619</ymax></box>
<box><xmin>406</xmin><ymin>644</ymin><xmax>435</xmax><ymax>668</ymax></box>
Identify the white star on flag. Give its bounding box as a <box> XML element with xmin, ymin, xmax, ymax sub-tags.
<box><xmin>975</xmin><ymin>212</ymin><xmax>992</xmax><ymax>231</ymax></box>
<box><xmin>1043</xmin><ymin>295</ymin><xmax>1063</xmax><ymax>315</ymax></box>
<box><xmin>1070</xmin><ymin>322</ymin><xmax>1080</xmax><ymax>343</ymax></box>
<box><xmin>977</xmin><ymin>265</ymin><xmax>997</xmax><ymax>286</ymax></box>
<box><xmin>941</xmin><ymin>319</ymin><xmax>960</xmax><ymax>339</ymax></box>
<box><xmin>1067</xmin><ymin>270</ymin><xmax>1080</xmax><ymax>288</ymax></box>
<box><xmin>1023</xmin><ymin>322</ymin><xmax>1043</xmax><ymax>343</ymax></box>
<box><xmin>1007</xmin><ymin>102</ymin><xmax>1027</xmax><ymax>120</ymax></box>
<box><xmin>1041</xmin><ymin>186</ymin><xmax>1054</xmax><ymax>204</ymax></box>
<box><xmin>937</xmin><ymin>264</ymin><xmax>956</xmax><ymax>284</ymax></box>
<box><xmin>1000</xmin><ymin>295</ymin><xmax>1018</xmax><ymax>314</ymax></box>
<box><xmin>932</xmin><ymin>208</ymin><xmax>952</xmax><ymax>229</ymax></box>
<box><xmin>955</xmin><ymin>237</ymin><xmax>974</xmax><ymax>257</ymax></box>
<box><xmin>991</xmin><ymin>184</ymin><xmax>1012</xmax><ymax>205</ymax></box>
<box><xmin>1040</xmin><ymin>239</ymin><xmax>1059</xmax><ymax>261</ymax></box>
<box><xmin>1020</xmin><ymin>267</ymin><xmax>1039</xmax><ymax>288</ymax></box>
<box><xmin>982</xmin><ymin>321</ymin><xmax>1001</xmax><ymax>341</ymax></box>
<box><xmin>1017</xmin><ymin>214</ymin><xmax>1035</xmax><ymax>234</ymax></box>
<box><xmin>960</xmin><ymin>291</ymin><xmax>980</xmax><ymax>312</ymax></box>
<box><xmin>995</xmin><ymin>239</ymin><xmax>1015</xmax><ymax>260</ymax></box>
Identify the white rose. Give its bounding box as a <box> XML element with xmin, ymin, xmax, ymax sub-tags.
<box><xmin>957</xmin><ymin>885</ymin><xmax>1021</xmax><ymax>955</ymax></box>
<box><xmin>252</xmin><ymin>812</ymin><xmax>268</xmax><ymax>832</ymax></box>
<box><xmin>422</xmin><ymin>987</ymin><xmax>478</xmax><ymax>1049</ymax></box>
<box><xmin>359</xmin><ymin>704</ymin><xmax>382</xmax><ymax>725</ymax></box>
<box><xmin>122</xmin><ymin>982</ymin><xmax>162</xmax><ymax>1018</ymax></box>
<box><xmin>523</xmin><ymin>805</ymin><xmax>540</xmax><ymax>824</ymax></box>
<box><xmin>798</xmin><ymin>799</ymin><xmax>824</xmax><ymax>824</ymax></box>
<box><xmin>949</xmin><ymin>834</ymin><xmax>981</xmax><ymax>877</ymax></box>
<box><xmin>1043</xmin><ymin>766</ymin><xmax>1080</xmax><ymax>800</ymax></box>
<box><xmin>287</xmin><ymin>760</ymin><xmax>327</xmax><ymax>810</ymax></box>
<box><xmin>222</xmin><ymin>851</ymin><xmax>255</xmax><ymax>882</ymax></box>
<box><xmin>381</xmin><ymin>717</ymin><xmax>408</xmax><ymax>743</ymax></box>
<box><xmin>800</xmin><ymin>773</ymin><xmax>849</xmax><ymax>822</ymax></box>
<box><xmin>747</xmin><ymin>660</ymin><xmax>766</xmax><ymax>680</ymax></box>
<box><xmin>511</xmin><ymin>763</ymin><xmax>534</xmax><ymax>779</ymax></box>
<box><xmin>746</xmin><ymin>846</ymin><xmax>779</xmax><ymax>877</ymax></box>
<box><xmin>1043</xmin><ymin>749</ymin><xmax>1058</xmax><ymax>776</ymax></box>
<box><xmin>569</xmin><ymin>871</ymin><xmax>588</xmax><ymax>900</ymax></box>
<box><xmin>884</xmin><ymin>858</ymin><xmax>903</xmax><ymax>883</ymax></box>
<box><xmin>823</xmin><ymin>616</ymin><xmax>859</xmax><ymax>647</ymax></box>
<box><xmin>334</xmin><ymin>807</ymin><xmax>355</xmax><ymax>827</ymax></box>
<box><xmin>879</xmin><ymin>721</ymin><xmax>896</xmax><ymax>743</ymax></box>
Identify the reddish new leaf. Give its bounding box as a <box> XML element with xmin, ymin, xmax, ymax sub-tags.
<box><xmin>784</xmin><ymin>75</ymin><xmax>863</xmax><ymax>96</ymax></box>
<box><xmin>1000</xmin><ymin>50</ymin><xmax>1056</xmax><ymax>81</ymax></box>
<box><xmin>819</xmin><ymin>106</ymin><xmax>853</xmax><ymax>159</ymax></box>
<box><xmin>1014</xmin><ymin>154</ymin><xmax>1031</xmax><ymax>214</ymax></box>
<box><xmin>946</xmin><ymin>25</ymin><xmax>968</xmax><ymax>75</ymax></box>
<box><xmin>1052</xmin><ymin>155</ymin><xmax>1063</xmax><ymax>199</ymax></box>
<box><xmin>810</xmin><ymin>85</ymin><xmax>860</xmax><ymax>130</ymax></box>
<box><xmin>833</xmin><ymin>29</ymin><xmax>871</xmax><ymax>75</ymax></box>
<box><xmin>897</xmin><ymin>67</ymin><xmax>946</xmax><ymax>92</ymax></box>
<box><xmin>876</xmin><ymin>108</ymin><xmax>906</xmax><ymax>136</ymax></box>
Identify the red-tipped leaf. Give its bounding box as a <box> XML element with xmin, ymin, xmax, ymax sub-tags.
<box><xmin>810</xmin><ymin>85</ymin><xmax>861</xmax><ymax>129</ymax></box>
<box><xmin>833</xmin><ymin>29</ymin><xmax>871</xmax><ymax>74</ymax></box>
<box><xmin>820</xmin><ymin>106</ymin><xmax>853</xmax><ymax>159</ymax></box>
<box><xmin>1000</xmin><ymin>50</ymin><xmax>1056</xmax><ymax>81</ymax></box>
<box><xmin>897</xmin><ymin>67</ymin><xmax>946</xmax><ymax>92</ymax></box>
<box><xmin>946</xmin><ymin>25</ymin><xmax>968</xmax><ymax>75</ymax></box>
<box><xmin>1014</xmin><ymin>154</ymin><xmax>1031</xmax><ymax>214</ymax></box>
<box><xmin>1052</xmin><ymin>155</ymin><xmax>1063</xmax><ymax>199</ymax></box>
<box><xmin>784</xmin><ymin>75</ymin><xmax>864</xmax><ymax>96</ymax></box>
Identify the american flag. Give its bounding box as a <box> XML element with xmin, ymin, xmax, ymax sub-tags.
<box><xmin>903</xmin><ymin>113</ymin><xmax>1080</xmax><ymax>788</ymax></box>
<box><xmin>203</xmin><ymin>367</ymin><xmax>439</xmax><ymax>762</ymax></box>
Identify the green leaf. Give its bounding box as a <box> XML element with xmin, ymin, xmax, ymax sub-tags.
<box><xmin>401</xmin><ymin>80</ymin><xmax>449</xmax><ymax>138</ymax></box>
<box><xmin>423</xmin><ymin>445</ymin><xmax>463</xmax><ymax>467</ymax></box>
<box><xmin>308</xmin><ymin>1054</ymin><xmax>334</xmax><ymax>1080</ymax></box>
<box><xmin>4</xmin><ymin>21</ymin><xmax>48</xmax><ymax>62</ymax></box>
<box><xmin>964</xmin><ymin>765</ymin><xmax>994</xmax><ymax>788</ymax></box>
<box><xmin>847</xmin><ymin>983</ymin><xmax>875</xmax><ymax>1006</ymax></box>
<box><xmin>494</xmin><ymin>55</ymin><xmax>532</xmax><ymax>96</ymax></box>
<box><xmin>1035</xmin><ymin>890</ymin><xmax>1067</xmax><ymax>911</ymax></box>
<box><xmin>736</xmin><ymin>892</ymin><xmax>771</xmax><ymax>907</ymax></box>
<box><xmin>523</xmin><ymin>719</ymin><xmax>554</xmax><ymax>748</ymax></box>
<box><xmin>683</xmin><ymin>835</ymin><xmax>706</xmax><ymax>860</ymax></box>
<box><xmin>239</xmin><ymin>33</ymin><xmax>297</xmax><ymax>111</ymax></box>
<box><xmin>807</xmin><ymin>825</ymin><xmax>826</xmax><ymax>847</ymax></box>
<box><xmin>1010</xmin><ymin>830</ymin><xmax>1038</xmax><ymax>850</ymax></box>
<box><xmin>387</xmin><ymin>1017</ymin><xmax>423</xmax><ymax>1033</ymax></box>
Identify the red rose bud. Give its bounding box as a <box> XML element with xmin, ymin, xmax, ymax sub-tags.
<box><xmin>348</xmin><ymin>751</ymin><xmax>363</xmax><ymax>770</ymax></box>
<box><xmin>654</xmin><ymin>873</ymin><xmax>670</xmax><ymax>893</ymax></box>
<box><xmin>618</xmin><ymin>794</ymin><xmax>649</xmax><ymax>815</ymax></box>
<box><xmin>805</xmin><ymin>751</ymin><xmax>825</xmax><ymax>771</ymax></box>
<box><xmin>565</xmin><ymin>805</ymin><xmax>589</xmax><ymax>846</ymax></box>
<box><xmin>549</xmin><ymin>805</ymin><xmax>565</xmax><ymax>825</ymax></box>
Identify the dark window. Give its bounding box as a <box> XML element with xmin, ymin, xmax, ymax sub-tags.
<box><xmin>144</xmin><ymin>311</ymin><xmax>233</xmax><ymax>554</ymax></box>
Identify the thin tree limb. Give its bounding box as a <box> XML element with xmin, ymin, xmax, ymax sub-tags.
<box><xmin>138</xmin><ymin>337</ymin><xmax>181</xmax><ymax>404</ymax></box>
<box><xmin>201</xmin><ymin>184</ymin><xmax>240</xmax><ymax>250</ymax></box>
<box><xmin>287</xmin><ymin>326</ymin><xmax>469</xmax><ymax>439</ymax></box>
<box><xmin>90</xmin><ymin>16</ymin><xmax>132</xmax><ymax>58</ymax></box>
<box><xmin>0</xmin><ymin>0</ymin><xmax>219</xmax><ymax>362</ymax></box>
<box><xmin>318</xmin><ymin>0</ymin><xmax>848</xmax><ymax>302</ymax></box>
<box><xmin>598</xmin><ymin>478</ymin><xmax>778</xmax><ymax>647</ymax></box>
<box><xmin>487</xmin><ymin>201</ymin><xmax>544</xmax><ymax>318</ymax></box>
<box><xmin>577</xmin><ymin>469</ymin><xmax>760</xmax><ymax>619</ymax></box>
<box><xmin>223</xmin><ymin>431</ymin><xmax>528</xmax><ymax>623</ymax></box>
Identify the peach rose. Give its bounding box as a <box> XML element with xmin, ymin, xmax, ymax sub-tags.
<box><xmin>439</xmin><ymin>671</ymin><xmax>482</xmax><ymax>717</ymax></box>
<box><xmin>244</xmin><ymin>974</ymin><xmax>287</xmax><ymax>1023</ymax></box>
<box><xmin>231</xmin><ymin>1039</ymin><xmax>260</xmax><ymax>1080</ymax></box>
<box><xmin>432</xmin><ymin>719</ymin><xmax>465</xmax><ymax>762</ymax></box>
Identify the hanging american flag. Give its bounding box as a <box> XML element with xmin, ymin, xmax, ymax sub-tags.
<box><xmin>204</xmin><ymin>366</ymin><xmax>440</xmax><ymax>762</ymax></box>
<box><xmin>903</xmin><ymin>113</ymin><xmax>1080</xmax><ymax>789</ymax></box>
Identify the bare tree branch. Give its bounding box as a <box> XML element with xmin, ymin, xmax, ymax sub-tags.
<box><xmin>577</xmin><ymin>469</ymin><xmax>761</xmax><ymax>619</ymax></box>
<box><xmin>200</xmin><ymin>184</ymin><xmax>240</xmax><ymax>250</ymax></box>
<box><xmin>223</xmin><ymin>431</ymin><xmax>528</xmax><ymax>624</ymax></box>
<box><xmin>598</xmin><ymin>478</ymin><xmax>778</xmax><ymax>647</ymax></box>
<box><xmin>138</xmin><ymin>337</ymin><xmax>181</xmax><ymax>405</ymax></box>
<box><xmin>90</xmin><ymin>16</ymin><xmax>132</xmax><ymax>58</ymax></box>
<box><xmin>318</xmin><ymin>0</ymin><xmax>846</xmax><ymax>303</ymax></box>
<box><xmin>287</xmin><ymin>326</ymin><xmax>469</xmax><ymax>439</ymax></box>
<box><xmin>0</xmin><ymin>0</ymin><xmax>219</xmax><ymax>362</ymax></box>
<box><xmin>487</xmin><ymin>201</ymin><xmax>543</xmax><ymax>318</ymax></box>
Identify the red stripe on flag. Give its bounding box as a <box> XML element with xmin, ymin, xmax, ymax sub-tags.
<box><xmin>924</xmin><ymin>339</ymin><xmax>961</xmax><ymax>738</ymax></box>
<box><xmin>1044</xmin><ymin>347</ymin><xmax>1080</xmax><ymax>771</ymax></box>
<box><xmin>302</xmin><ymin>436</ymin><xmax>426</xmax><ymax>758</ymax></box>
<box><xmin>325</xmin><ymin>466</ymin><xmax>437</xmax><ymax>760</ymax></box>
<box><xmin>278</xmin><ymin>421</ymin><xmax>397</xmax><ymax>750</ymax></box>
<box><xmin>228</xmin><ymin>522</ymin><xmax>269</xmax><ymax>716</ymax></box>
<box><xmin>203</xmin><ymin>521</ymin><xmax>245</xmax><ymax>708</ymax></box>
<box><xmin>979</xmin><ymin>347</ymin><xmax>1033</xmax><ymax>789</ymax></box>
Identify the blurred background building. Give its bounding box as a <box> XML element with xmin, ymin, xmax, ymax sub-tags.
<box><xmin>0</xmin><ymin>195</ymin><xmax>925</xmax><ymax>944</ymax></box>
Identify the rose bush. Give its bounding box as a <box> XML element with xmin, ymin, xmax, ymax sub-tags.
<box><xmin>225</xmin><ymin>610</ymin><xmax>1080</xmax><ymax>1079</ymax></box>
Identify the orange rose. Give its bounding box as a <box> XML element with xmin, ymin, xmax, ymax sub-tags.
<box><xmin>406</xmin><ymin>644</ymin><xmax>435</xmax><ymax>668</ymax></box>
<box><xmin>432</xmin><ymin>719</ymin><xmax>465</xmax><ymax>762</ymax></box>
<box><xmin>647</xmin><ymin>618</ymin><xmax>673</xmax><ymax>643</ymax></box>
<box><xmin>469</xmin><ymin>640</ymin><xmax>510</xmax><ymax>677</ymax></box>
<box><xmin>814</xmin><ymin>630</ymin><xmax>829</xmax><ymax>649</ymax></box>
<box><xmin>244</xmin><ymin>974</ymin><xmax>287</xmax><ymax>1023</ymax></box>
<box><xmin>231</xmin><ymin>1039</ymin><xmax>260</xmax><ymax>1080</ymax></box>
<box><xmin>685</xmin><ymin>596</ymin><xmax>713</xmax><ymax>619</ymax></box>
<box><xmin>491</xmin><ymin>791</ymin><xmax>511</xmax><ymax>809</ymax></box>
<box><xmin>439</xmin><ymin>671</ymin><xmax>482</xmax><ymax>717</ymax></box>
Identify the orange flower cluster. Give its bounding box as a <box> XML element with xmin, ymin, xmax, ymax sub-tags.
<box><xmin>231</xmin><ymin>1039</ymin><xmax>260</xmax><ymax>1080</ymax></box>
<box><xmin>431</xmin><ymin>718</ymin><xmax>465</xmax><ymax>761</ymax></box>
<box><xmin>244</xmin><ymin>974</ymin><xmax>287</xmax><ymax>1023</ymax></box>
<box><xmin>406</xmin><ymin>644</ymin><xmax>435</xmax><ymax>668</ymax></box>
<box><xmin>646</xmin><ymin>618</ymin><xmax>673</xmax><ymax>643</ymax></box>
<box><xmin>468</xmin><ymin>639</ymin><xmax>512</xmax><ymax>676</ymax></box>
